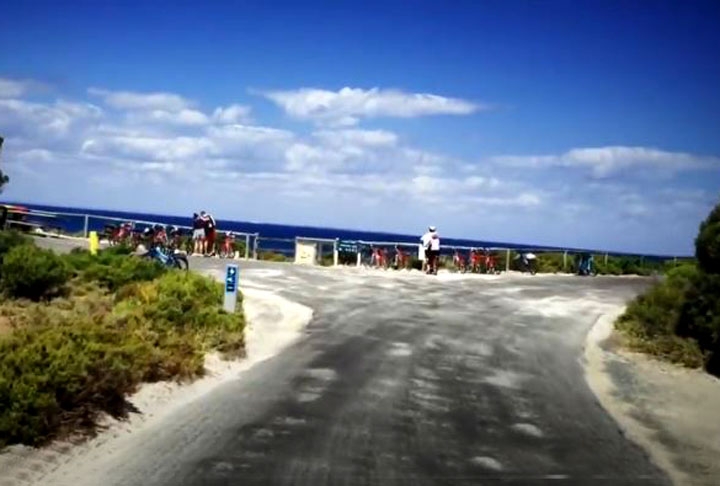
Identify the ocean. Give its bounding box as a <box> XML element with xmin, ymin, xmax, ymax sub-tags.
<box><xmin>6</xmin><ymin>201</ymin><xmax>671</xmax><ymax>258</ymax></box>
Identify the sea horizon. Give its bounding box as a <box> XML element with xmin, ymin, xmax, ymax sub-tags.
<box><xmin>2</xmin><ymin>200</ymin><xmax>685</xmax><ymax>259</ymax></box>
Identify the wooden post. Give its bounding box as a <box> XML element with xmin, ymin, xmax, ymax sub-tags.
<box><xmin>505</xmin><ymin>249</ymin><xmax>511</xmax><ymax>272</ymax></box>
<box><xmin>253</xmin><ymin>233</ymin><xmax>259</xmax><ymax>260</ymax></box>
<box><xmin>244</xmin><ymin>234</ymin><xmax>250</xmax><ymax>260</ymax></box>
<box><xmin>333</xmin><ymin>239</ymin><xmax>339</xmax><ymax>266</ymax></box>
<box><xmin>563</xmin><ymin>251</ymin><xmax>568</xmax><ymax>272</ymax></box>
<box><xmin>604</xmin><ymin>253</ymin><xmax>608</xmax><ymax>265</ymax></box>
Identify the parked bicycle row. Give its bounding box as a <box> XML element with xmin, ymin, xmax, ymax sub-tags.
<box><xmin>103</xmin><ymin>222</ymin><xmax>243</xmax><ymax>259</ymax></box>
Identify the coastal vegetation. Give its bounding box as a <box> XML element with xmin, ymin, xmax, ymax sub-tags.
<box><xmin>0</xmin><ymin>234</ymin><xmax>244</xmax><ymax>447</ymax></box>
<box><xmin>616</xmin><ymin>201</ymin><xmax>720</xmax><ymax>376</ymax></box>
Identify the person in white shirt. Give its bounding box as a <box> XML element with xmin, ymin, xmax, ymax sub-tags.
<box><xmin>420</xmin><ymin>226</ymin><xmax>440</xmax><ymax>274</ymax></box>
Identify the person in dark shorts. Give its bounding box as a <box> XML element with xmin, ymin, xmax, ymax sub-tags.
<box><xmin>201</xmin><ymin>211</ymin><xmax>217</xmax><ymax>256</ymax></box>
<box><xmin>192</xmin><ymin>213</ymin><xmax>205</xmax><ymax>255</ymax></box>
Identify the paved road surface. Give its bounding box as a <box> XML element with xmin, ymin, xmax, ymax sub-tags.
<box><xmin>34</xmin><ymin>240</ymin><xmax>671</xmax><ymax>485</ymax></box>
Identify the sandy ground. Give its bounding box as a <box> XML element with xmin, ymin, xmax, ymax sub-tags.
<box><xmin>0</xmin><ymin>279</ymin><xmax>312</xmax><ymax>486</ymax></box>
<box><xmin>585</xmin><ymin>309</ymin><xmax>720</xmax><ymax>486</ymax></box>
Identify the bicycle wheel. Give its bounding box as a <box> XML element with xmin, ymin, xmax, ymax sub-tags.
<box><xmin>173</xmin><ymin>255</ymin><xmax>189</xmax><ymax>271</ymax></box>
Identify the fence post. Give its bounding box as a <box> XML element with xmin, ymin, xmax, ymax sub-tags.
<box><xmin>244</xmin><ymin>234</ymin><xmax>250</xmax><ymax>260</ymax></box>
<box><xmin>563</xmin><ymin>251</ymin><xmax>568</xmax><ymax>272</ymax></box>
<box><xmin>253</xmin><ymin>233</ymin><xmax>259</xmax><ymax>260</ymax></box>
<box><xmin>333</xmin><ymin>239</ymin><xmax>339</xmax><ymax>267</ymax></box>
<box><xmin>505</xmin><ymin>249</ymin><xmax>511</xmax><ymax>272</ymax></box>
<box><xmin>673</xmin><ymin>256</ymin><xmax>678</xmax><ymax>266</ymax></box>
<box><xmin>83</xmin><ymin>214</ymin><xmax>90</xmax><ymax>238</ymax></box>
<box><xmin>604</xmin><ymin>253</ymin><xmax>608</xmax><ymax>266</ymax></box>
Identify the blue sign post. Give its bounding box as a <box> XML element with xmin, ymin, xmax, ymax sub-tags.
<box><xmin>223</xmin><ymin>264</ymin><xmax>239</xmax><ymax>313</ymax></box>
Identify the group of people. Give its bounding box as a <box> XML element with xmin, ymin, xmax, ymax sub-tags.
<box><xmin>191</xmin><ymin>211</ymin><xmax>217</xmax><ymax>256</ymax></box>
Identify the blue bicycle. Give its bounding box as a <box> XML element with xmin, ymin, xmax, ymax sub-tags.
<box><xmin>143</xmin><ymin>245</ymin><xmax>189</xmax><ymax>270</ymax></box>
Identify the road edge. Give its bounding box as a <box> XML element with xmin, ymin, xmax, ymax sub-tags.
<box><xmin>583</xmin><ymin>307</ymin><xmax>686</xmax><ymax>486</ymax></box>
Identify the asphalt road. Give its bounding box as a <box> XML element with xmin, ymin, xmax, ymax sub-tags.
<box><xmin>33</xmin><ymin>240</ymin><xmax>671</xmax><ymax>485</ymax></box>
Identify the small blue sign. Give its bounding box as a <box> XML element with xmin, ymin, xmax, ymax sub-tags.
<box><xmin>225</xmin><ymin>264</ymin><xmax>238</xmax><ymax>294</ymax></box>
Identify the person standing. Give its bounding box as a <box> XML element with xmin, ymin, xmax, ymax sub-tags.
<box><xmin>421</xmin><ymin>226</ymin><xmax>440</xmax><ymax>274</ymax></box>
<box><xmin>192</xmin><ymin>213</ymin><xmax>205</xmax><ymax>255</ymax></box>
<box><xmin>428</xmin><ymin>226</ymin><xmax>440</xmax><ymax>274</ymax></box>
<box><xmin>201</xmin><ymin>211</ymin><xmax>217</xmax><ymax>256</ymax></box>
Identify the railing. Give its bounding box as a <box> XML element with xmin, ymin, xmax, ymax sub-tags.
<box><xmin>7</xmin><ymin>208</ymin><xmax>686</xmax><ymax>271</ymax></box>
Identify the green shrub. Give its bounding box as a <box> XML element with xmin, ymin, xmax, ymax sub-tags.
<box><xmin>0</xmin><ymin>230</ymin><xmax>30</xmax><ymax>259</ymax></box>
<box><xmin>0</xmin><ymin>245</ymin><xmax>71</xmax><ymax>300</ymax></box>
<box><xmin>258</xmin><ymin>251</ymin><xmax>289</xmax><ymax>262</ymax></box>
<box><xmin>695</xmin><ymin>202</ymin><xmax>720</xmax><ymax>274</ymax></box>
<box><xmin>677</xmin><ymin>272</ymin><xmax>720</xmax><ymax>374</ymax></box>
<box><xmin>114</xmin><ymin>272</ymin><xmax>245</xmax><ymax>356</ymax></box>
<box><xmin>536</xmin><ymin>252</ymin><xmax>568</xmax><ymax>273</ymax></box>
<box><xmin>0</xmin><ymin>271</ymin><xmax>245</xmax><ymax>447</ymax></box>
<box><xmin>0</xmin><ymin>303</ymin><xmax>153</xmax><ymax>446</ymax></box>
<box><xmin>64</xmin><ymin>249</ymin><xmax>166</xmax><ymax>291</ymax></box>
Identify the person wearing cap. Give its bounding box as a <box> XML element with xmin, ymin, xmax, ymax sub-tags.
<box><xmin>421</xmin><ymin>226</ymin><xmax>440</xmax><ymax>274</ymax></box>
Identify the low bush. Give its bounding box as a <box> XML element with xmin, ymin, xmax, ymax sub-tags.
<box><xmin>0</xmin><ymin>230</ymin><xmax>30</xmax><ymax>260</ymax></box>
<box><xmin>616</xmin><ymin>264</ymin><xmax>706</xmax><ymax>368</ymax></box>
<box><xmin>258</xmin><ymin>251</ymin><xmax>290</xmax><ymax>262</ymax></box>
<box><xmin>64</xmin><ymin>248</ymin><xmax>166</xmax><ymax>291</ymax></box>
<box><xmin>0</xmin><ymin>245</ymin><xmax>71</xmax><ymax>300</ymax></box>
<box><xmin>616</xmin><ymin>200</ymin><xmax>720</xmax><ymax>375</ymax></box>
<box><xmin>0</xmin><ymin>271</ymin><xmax>245</xmax><ymax>447</ymax></box>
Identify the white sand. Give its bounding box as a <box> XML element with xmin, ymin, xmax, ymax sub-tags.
<box><xmin>584</xmin><ymin>309</ymin><xmax>720</xmax><ymax>486</ymax></box>
<box><xmin>0</xmin><ymin>286</ymin><xmax>312</xmax><ymax>486</ymax></box>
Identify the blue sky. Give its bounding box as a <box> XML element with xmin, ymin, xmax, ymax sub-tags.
<box><xmin>1</xmin><ymin>0</ymin><xmax>719</xmax><ymax>254</ymax></box>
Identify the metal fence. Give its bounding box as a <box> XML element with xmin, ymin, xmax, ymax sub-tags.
<box><xmin>7</xmin><ymin>208</ymin><xmax>687</xmax><ymax>272</ymax></box>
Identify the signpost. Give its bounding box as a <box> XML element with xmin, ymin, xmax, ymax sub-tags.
<box><xmin>223</xmin><ymin>264</ymin><xmax>239</xmax><ymax>313</ymax></box>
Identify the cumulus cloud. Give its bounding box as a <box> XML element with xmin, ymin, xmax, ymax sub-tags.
<box><xmin>262</xmin><ymin>87</ymin><xmax>482</xmax><ymax>126</ymax></box>
<box><xmin>492</xmin><ymin>146</ymin><xmax>720</xmax><ymax>177</ymax></box>
<box><xmin>0</xmin><ymin>77</ymin><xmax>48</xmax><ymax>98</ymax></box>
<box><xmin>88</xmin><ymin>87</ymin><xmax>192</xmax><ymax>111</ymax></box>
<box><xmin>2</xmin><ymin>76</ymin><xmax>717</xmax><ymax>254</ymax></box>
<box><xmin>313</xmin><ymin>129</ymin><xmax>398</xmax><ymax>147</ymax></box>
<box><xmin>212</xmin><ymin>104</ymin><xmax>252</xmax><ymax>124</ymax></box>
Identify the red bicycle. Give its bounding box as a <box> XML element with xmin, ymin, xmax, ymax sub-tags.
<box><xmin>219</xmin><ymin>232</ymin><xmax>235</xmax><ymax>258</ymax></box>
<box><xmin>394</xmin><ymin>246</ymin><xmax>410</xmax><ymax>270</ymax></box>
<box><xmin>469</xmin><ymin>249</ymin><xmax>483</xmax><ymax>273</ymax></box>
<box><xmin>370</xmin><ymin>246</ymin><xmax>388</xmax><ymax>269</ymax></box>
<box><xmin>453</xmin><ymin>250</ymin><xmax>467</xmax><ymax>273</ymax></box>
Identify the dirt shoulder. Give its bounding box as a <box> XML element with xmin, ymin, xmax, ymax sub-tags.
<box><xmin>585</xmin><ymin>308</ymin><xmax>720</xmax><ymax>486</ymax></box>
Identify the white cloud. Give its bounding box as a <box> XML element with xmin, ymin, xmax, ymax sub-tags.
<box><xmin>88</xmin><ymin>87</ymin><xmax>192</xmax><ymax>111</ymax></box>
<box><xmin>212</xmin><ymin>104</ymin><xmax>252</xmax><ymax>124</ymax></box>
<box><xmin>3</xmin><ymin>76</ymin><xmax>717</xmax><ymax>254</ymax></box>
<box><xmin>492</xmin><ymin>146</ymin><xmax>720</xmax><ymax>177</ymax></box>
<box><xmin>262</xmin><ymin>87</ymin><xmax>482</xmax><ymax>126</ymax></box>
<box><xmin>312</xmin><ymin>129</ymin><xmax>398</xmax><ymax>147</ymax></box>
<box><xmin>0</xmin><ymin>78</ymin><xmax>47</xmax><ymax>98</ymax></box>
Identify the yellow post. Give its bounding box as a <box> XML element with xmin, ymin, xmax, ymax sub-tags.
<box><xmin>89</xmin><ymin>231</ymin><xmax>99</xmax><ymax>255</ymax></box>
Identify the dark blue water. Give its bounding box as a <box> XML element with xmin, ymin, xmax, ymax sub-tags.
<box><xmin>6</xmin><ymin>201</ymin><xmax>674</xmax><ymax>259</ymax></box>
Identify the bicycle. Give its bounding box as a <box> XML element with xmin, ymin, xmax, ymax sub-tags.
<box><xmin>218</xmin><ymin>232</ymin><xmax>236</xmax><ymax>258</ymax></box>
<box><xmin>393</xmin><ymin>246</ymin><xmax>410</xmax><ymax>270</ymax></box>
<box><xmin>453</xmin><ymin>250</ymin><xmax>467</xmax><ymax>273</ymax></box>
